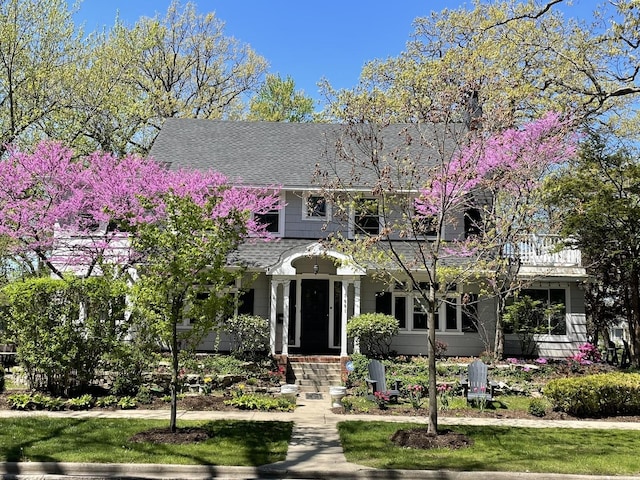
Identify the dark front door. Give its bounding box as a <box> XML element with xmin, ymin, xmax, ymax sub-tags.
<box><xmin>300</xmin><ymin>278</ymin><xmax>330</xmax><ymax>353</ymax></box>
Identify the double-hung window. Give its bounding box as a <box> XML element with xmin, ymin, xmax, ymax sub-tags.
<box><xmin>303</xmin><ymin>193</ymin><xmax>330</xmax><ymax>221</ymax></box>
<box><xmin>376</xmin><ymin>283</ymin><xmax>469</xmax><ymax>332</ymax></box>
<box><xmin>352</xmin><ymin>198</ymin><xmax>380</xmax><ymax>236</ymax></box>
<box><xmin>254</xmin><ymin>194</ymin><xmax>284</xmax><ymax>236</ymax></box>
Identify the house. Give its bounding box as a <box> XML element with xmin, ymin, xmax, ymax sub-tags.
<box><xmin>148</xmin><ymin>119</ymin><xmax>588</xmax><ymax>360</ymax></box>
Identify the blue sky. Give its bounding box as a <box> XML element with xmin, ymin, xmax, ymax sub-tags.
<box><xmin>74</xmin><ymin>0</ymin><xmax>600</xmax><ymax>107</ymax></box>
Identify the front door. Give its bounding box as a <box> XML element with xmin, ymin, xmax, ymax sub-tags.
<box><xmin>300</xmin><ymin>278</ymin><xmax>331</xmax><ymax>353</ymax></box>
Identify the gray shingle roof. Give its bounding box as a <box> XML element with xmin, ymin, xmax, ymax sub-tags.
<box><xmin>149</xmin><ymin>120</ymin><xmax>341</xmax><ymax>187</ymax></box>
<box><xmin>229</xmin><ymin>238</ymin><xmax>470</xmax><ymax>272</ymax></box>
<box><xmin>149</xmin><ymin>119</ymin><xmax>459</xmax><ymax>189</ymax></box>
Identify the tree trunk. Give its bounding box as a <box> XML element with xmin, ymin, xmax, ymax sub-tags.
<box><xmin>493</xmin><ymin>295</ymin><xmax>505</xmax><ymax>360</ymax></box>
<box><xmin>427</xmin><ymin>281</ymin><xmax>438</xmax><ymax>435</ymax></box>
<box><xmin>629</xmin><ymin>268</ymin><xmax>640</xmax><ymax>368</ymax></box>
<box><xmin>170</xmin><ymin>307</ymin><xmax>179</xmax><ymax>433</ymax></box>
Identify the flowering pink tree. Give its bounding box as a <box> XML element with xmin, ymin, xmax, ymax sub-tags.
<box><xmin>0</xmin><ymin>141</ymin><xmax>276</xmax><ymax>278</ymax></box>
<box><xmin>0</xmin><ymin>141</ymin><xmax>279</xmax><ymax>431</ymax></box>
<box><xmin>318</xmin><ymin>112</ymin><xmax>576</xmax><ymax>434</ymax></box>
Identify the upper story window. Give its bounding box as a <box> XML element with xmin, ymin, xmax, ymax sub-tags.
<box><xmin>412</xmin><ymin>209</ymin><xmax>438</xmax><ymax>237</ymax></box>
<box><xmin>351</xmin><ymin>198</ymin><xmax>380</xmax><ymax>236</ymax></box>
<box><xmin>254</xmin><ymin>195</ymin><xmax>285</xmax><ymax>237</ymax></box>
<box><xmin>464</xmin><ymin>208</ymin><xmax>482</xmax><ymax>238</ymax></box>
<box><xmin>303</xmin><ymin>194</ymin><xmax>330</xmax><ymax>221</ymax></box>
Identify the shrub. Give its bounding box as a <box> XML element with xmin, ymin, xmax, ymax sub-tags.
<box><xmin>135</xmin><ymin>385</ymin><xmax>154</xmax><ymax>405</ymax></box>
<box><xmin>96</xmin><ymin>395</ymin><xmax>119</xmax><ymax>408</ymax></box>
<box><xmin>66</xmin><ymin>394</ymin><xmax>94</xmax><ymax>410</ymax></box>
<box><xmin>7</xmin><ymin>393</ymin><xmax>34</xmax><ymax>410</ymax></box>
<box><xmin>224</xmin><ymin>393</ymin><xmax>295</xmax><ymax>412</ymax></box>
<box><xmin>105</xmin><ymin>342</ymin><xmax>158</xmax><ymax>397</ymax></box>
<box><xmin>545</xmin><ymin>372</ymin><xmax>640</xmax><ymax>417</ymax></box>
<box><xmin>528</xmin><ymin>398</ymin><xmax>547</xmax><ymax>417</ymax></box>
<box><xmin>2</xmin><ymin>277</ymin><xmax>126</xmax><ymax>396</ymax></box>
<box><xmin>224</xmin><ymin>315</ymin><xmax>269</xmax><ymax>361</ymax></box>
<box><xmin>346</xmin><ymin>313</ymin><xmax>399</xmax><ymax>357</ymax></box>
<box><xmin>117</xmin><ymin>396</ymin><xmax>137</xmax><ymax>410</ymax></box>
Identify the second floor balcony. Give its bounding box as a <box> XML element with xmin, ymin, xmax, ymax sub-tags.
<box><xmin>505</xmin><ymin>235</ymin><xmax>582</xmax><ymax>267</ymax></box>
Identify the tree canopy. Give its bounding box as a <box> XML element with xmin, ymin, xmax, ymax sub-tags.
<box><xmin>545</xmin><ymin>135</ymin><xmax>640</xmax><ymax>365</ymax></box>
<box><xmin>0</xmin><ymin>0</ymin><xmax>270</xmax><ymax>156</ymax></box>
<box><xmin>248</xmin><ymin>74</ymin><xmax>315</xmax><ymax>122</ymax></box>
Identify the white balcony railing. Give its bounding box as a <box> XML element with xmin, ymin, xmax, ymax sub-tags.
<box><xmin>504</xmin><ymin>235</ymin><xmax>582</xmax><ymax>267</ymax></box>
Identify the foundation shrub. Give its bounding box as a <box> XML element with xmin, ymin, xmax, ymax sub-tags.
<box><xmin>545</xmin><ymin>372</ymin><xmax>640</xmax><ymax>417</ymax></box>
<box><xmin>346</xmin><ymin>313</ymin><xmax>399</xmax><ymax>357</ymax></box>
<box><xmin>224</xmin><ymin>315</ymin><xmax>269</xmax><ymax>361</ymax></box>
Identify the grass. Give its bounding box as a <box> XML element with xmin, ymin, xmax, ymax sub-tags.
<box><xmin>0</xmin><ymin>417</ymin><xmax>292</xmax><ymax>466</ymax></box>
<box><xmin>346</xmin><ymin>394</ymin><xmax>551</xmax><ymax>415</ymax></box>
<box><xmin>338</xmin><ymin>421</ymin><xmax>640</xmax><ymax>475</ymax></box>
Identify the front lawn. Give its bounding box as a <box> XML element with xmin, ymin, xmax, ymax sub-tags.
<box><xmin>0</xmin><ymin>417</ymin><xmax>292</xmax><ymax>466</ymax></box>
<box><xmin>338</xmin><ymin>421</ymin><xmax>640</xmax><ymax>475</ymax></box>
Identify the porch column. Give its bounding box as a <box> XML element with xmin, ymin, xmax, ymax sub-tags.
<box><xmin>352</xmin><ymin>279</ymin><xmax>362</xmax><ymax>355</ymax></box>
<box><xmin>281</xmin><ymin>280</ymin><xmax>291</xmax><ymax>356</ymax></box>
<box><xmin>341</xmin><ymin>281</ymin><xmax>349</xmax><ymax>356</ymax></box>
<box><xmin>269</xmin><ymin>280</ymin><xmax>278</xmax><ymax>355</ymax></box>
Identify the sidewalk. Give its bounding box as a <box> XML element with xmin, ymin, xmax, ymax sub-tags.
<box><xmin>1</xmin><ymin>394</ymin><xmax>640</xmax><ymax>479</ymax></box>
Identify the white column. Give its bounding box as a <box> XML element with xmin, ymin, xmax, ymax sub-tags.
<box><xmin>354</xmin><ymin>279</ymin><xmax>361</xmax><ymax>317</ymax></box>
<box><xmin>281</xmin><ymin>280</ymin><xmax>291</xmax><ymax>355</ymax></box>
<box><xmin>353</xmin><ymin>279</ymin><xmax>362</xmax><ymax>354</ymax></box>
<box><xmin>341</xmin><ymin>281</ymin><xmax>349</xmax><ymax>356</ymax></box>
<box><xmin>269</xmin><ymin>280</ymin><xmax>278</xmax><ymax>355</ymax></box>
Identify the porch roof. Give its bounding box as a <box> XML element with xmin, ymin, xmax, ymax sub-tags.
<box><xmin>229</xmin><ymin>238</ymin><xmax>469</xmax><ymax>272</ymax></box>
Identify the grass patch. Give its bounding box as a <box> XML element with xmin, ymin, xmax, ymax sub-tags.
<box><xmin>338</xmin><ymin>421</ymin><xmax>640</xmax><ymax>475</ymax></box>
<box><xmin>0</xmin><ymin>417</ymin><xmax>292</xmax><ymax>466</ymax></box>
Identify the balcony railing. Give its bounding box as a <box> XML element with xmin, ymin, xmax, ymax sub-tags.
<box><xmin>504</xmin><ymin>235</ymin><xmax>582</xmax><ymax>267</ymax></box>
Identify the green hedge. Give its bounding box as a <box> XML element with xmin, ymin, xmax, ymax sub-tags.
<box><xmin>545</xmin><ymin>373</ymin><xmax>640</xmax><ymax>417</ymax></box>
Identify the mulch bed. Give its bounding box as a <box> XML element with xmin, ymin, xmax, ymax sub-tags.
<box><xmin>129</xmin><ymin>426</ymin><xmax>211</xmax><ymax>444</ymax></box>
<box><xmin>391</xmin><ymin>428</ymin><xmax>474</xmax><ymax>450</ymax></box>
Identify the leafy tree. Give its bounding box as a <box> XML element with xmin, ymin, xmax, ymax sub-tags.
<box><xmin>0</xmin><ymin>141</ymin><xmax>279</xmax><ymax>430</ymax></box>
<box><xmin>318</xmin><ymin>103</ymin><xmax>574</xmax><ymax>434</ymax></box>
<box><xmin>248</xmin><ymin>74</ymin><xmax>314</xmax><ymax>122</ymax></box>
<box><xmin>128</xmin><ymin>170</ymin><xmax>278</xmax><ymax>432</ymax></box>
<box><xmin>0</xmin><ymin>0</ymin><xmax>85</xmax><ymax>154</ymax></box>
<box><xmin>404</xmin><ymin>0</ymin><xmax>640</xmax><ymax>131</ymax></box>
<box><xmin>129</xmin><ymin>1</ymin><xmax>268</xmax><ymax>151</ymax></box>
<box><xmin>0</xmin><ymin>0</ymin><xmax>268</xmax><ymax>156</ymax></box>
<box><xmin>2</xmin><ymin>276</ymin><xmax>126</xmax><ymax>395</ymax></box>
<box><xmin>545</xmin><ymin>134</ymin><xmax>640</xmax><ymax>366</ymax></box>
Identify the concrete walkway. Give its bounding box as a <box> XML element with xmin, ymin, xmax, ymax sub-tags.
<box><xmin>1</xmin><ymin>394</ymin><xmax>640</xmax><ymax>479</ymax></box>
